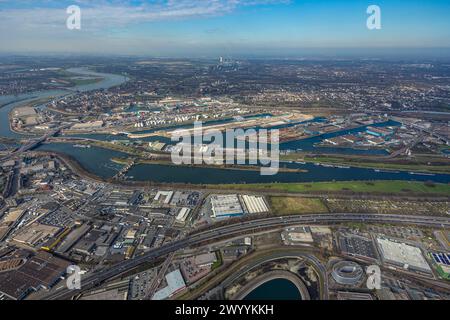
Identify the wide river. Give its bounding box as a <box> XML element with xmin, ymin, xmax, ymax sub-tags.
<box><xmin>0</xmin><ymin>67</ymin><xmax>128</xmax><ymax>138</ymax></box>
<box><xmin>35</xmin><ymin>143</ymin><xmax>450</xmax><ymax>184</ymax></box>
<box><xmin>3</xmin><ymin>68</ymin><xmax>450</xmax><ymax>185</ymax></box>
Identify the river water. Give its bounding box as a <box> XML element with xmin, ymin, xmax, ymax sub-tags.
<box><xmin>3</xmin><ymin>68</ymin><xmax>450</xmax><ymax>185</ymax></box>
<box><xmin>67</xmin><ymin>118</ymin><xmax>398</xmax><ymax>156</ymax></box>
<box><xmin>35</xmin><ymin>143</ymin><xmax>450</xmax><ymax>184</ymax></box>
<box><xmin>0</xmin><ymin>67</ymin><xmax>128</xmax><ymax>139</ymax></box>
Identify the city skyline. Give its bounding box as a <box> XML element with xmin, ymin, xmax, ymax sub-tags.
<box><xmin>1</xmin><ymin>0</ymin><xmax>450</xmax><ymax>56</ymax></box>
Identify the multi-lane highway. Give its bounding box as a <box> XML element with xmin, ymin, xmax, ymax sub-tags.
<box><xmin>41</xmin><ymin>213</ymin><xmax>450</xmax><ymax>300</ymax></box>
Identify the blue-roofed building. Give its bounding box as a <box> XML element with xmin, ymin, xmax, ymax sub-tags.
<box><xmin>366</xmin><ymin>126</ymin><xmax>393</xmax><ymax>138</ymax></box>
<box><xmin>152</xmin><ymin>269</ymin><xmax>186</xmax><ymax>300</ymax></box>
<box><xmin>431</xmin><ymin>252</ymin><xmax>450</xmax><ymax>280</ymax></box>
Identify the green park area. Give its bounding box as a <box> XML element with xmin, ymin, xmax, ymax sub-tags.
<box><xmin>280</xmin><ymin>154</ymin><xmax>450</xmax><ymax>175</ymax></box>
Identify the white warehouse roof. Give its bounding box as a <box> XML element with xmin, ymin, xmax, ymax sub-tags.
<box><xmin>241</xmin><ymin>195</ymin><xmax>269</xmax><ymax>214</ymax></box>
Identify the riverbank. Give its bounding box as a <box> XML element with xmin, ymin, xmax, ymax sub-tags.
<box><xmin>111</xmin><ymin>157</ymin><xmax>308</xmax><ymax>174</ymax></box>
<box><xmin>46</xmin><ymin>137</ymin><xmax>450</xmax><ymax>178</ymax></box>
<box><xmin>0</xmin><ymin>96</ymin><xmax>36</xmax><ymax>110</ymax></box>
<box><xmin>32</xmin><ymin>147</ymin><xmax>450</xmax><ymax>198</ymax></box>
<box><xmin>281</xmin><ymin>153</ymin><xmax>450</xmax><ymax>175</ymax></box>
<box><xmin>34</xmin><ymin>151</ymin><xmax>111</xmax><ymax>184</ymax></box>
<box><xmin>8</xmin><ymin>96</ymin><xmax>61</xmax><ymax>137</ymax></box>
<box><xmin>32</xmin><ymin>140</ymin><xmax>450</xmax><ymax>191</ymax></box>
<box><xmin>1</xmin><ymin>67</ymin><xmax>128</xmax><ymax>140</ymax></box>
<box><xmin>58</xmin><ymin>140</ymin><xmax>144</xmax><ymax>157</ymax></box>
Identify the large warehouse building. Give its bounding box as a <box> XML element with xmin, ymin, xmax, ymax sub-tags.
<box><xmin>152</xmin><ymin>269</ymin><xmax>186</xmax><ymax>300</ymax></box>
<box><xmin>376</xmin><ymin>237</ymin><xmax>431</xmax><ymax>273</ymax></box>
<box><xmin>211</xmin><ymin>194</ymin><xmax>244</xmax><ymax>218</ymax></box>
<box><xmin>241</xmin><ymin>195</ymin><xmax>269</xmax><ymax>214</ymax></box>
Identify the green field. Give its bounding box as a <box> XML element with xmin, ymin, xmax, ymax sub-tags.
<box><xmin>280</xmin><ymin>154</ymin><xmax>450</xmax><ymax>175</ymax></box>
<box><xmin>211</xmin><ymin>251</ymin><xmax>223</xmax><ymax>271</ymax></box>
<box><xmin>220</xmin><ymin>181</ymin><xmax>450</xmax><ymax>196</ymax></box>
<box><xmin>269</xmin><ymin>197</ymin><xmax>329</xmax><ymax>215</ymax></box>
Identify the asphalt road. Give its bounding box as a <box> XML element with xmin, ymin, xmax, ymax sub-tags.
<box><xmin>41</xmin><ymin>213</ymin><xmax>450</xmax><ymax>300</ymax></box>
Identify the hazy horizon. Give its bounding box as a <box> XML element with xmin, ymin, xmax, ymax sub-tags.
<box><xmin>2</xmin><ymin>48</ymin><xmax>450</xmax><ymax>60</ymax></box>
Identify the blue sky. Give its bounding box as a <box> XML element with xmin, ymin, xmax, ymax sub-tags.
<box><xmin>1</xmin><ymin>0</ymin><xmax>449</xmax><ymax>56</ymax></box>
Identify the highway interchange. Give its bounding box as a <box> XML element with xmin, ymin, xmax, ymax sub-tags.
<box><xmin>41</xmin><ymin>213</ymin><xmax>450</xmax><ymax>300</ymax></box>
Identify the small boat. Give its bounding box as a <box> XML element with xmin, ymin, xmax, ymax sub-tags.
<box><xmin>73</xmin><ymin>144</ymin><xmax>91</xmax><ymax>149</ymax></box>
<box><xmin>409</xmin><ymin>172</ymin><xmax>435</xmax><ymax>176</ymax></box>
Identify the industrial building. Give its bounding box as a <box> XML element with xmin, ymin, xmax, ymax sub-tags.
<box><xmin>12</xmin><ymin>223</ymin><xmax>61</xmax><ymax>248</ymax></box>
<box><xmin>241</xmin><ymin>195</ymin><xmax>269</xmax><ymax>214</ymax></box>
<box><xmin>281</xmin><ymin>226</ymin><xmax>314</xmax><ymax>244</ymax></box>
<box><xmin>376</xmin><ymin>237</ymin><xmax>431</xmax><ymax>273</ymax></box>
<box><xmin>125</xmin><ymin>229</ymin><xmax>137</xmax><ymax>240</ymax></box>
<box><xmin>193</xmin><ymin>252</ymin><xmax>217</xmax><ymax>268</ymax></box>
<box><xmin>176</xmin><ymin>207</ymin><xmax>191</xmax><ymax>223</ymax></box>
<box><xmin>366</xmin><ymin>126</ymin><xmax>393</xmax><ymax>138</ymax></box>
<box><xmin>152</xmin><ymin>269</ymin><xmax>186</xmax><ymax>300</ymax></box>
<box><xmin>56</xmin><ymin>224</ymin><xmax>91</xmax><ymax>254</ymax></box>
<box><xmin>71</xmin><ymin>120</ymin><xmax>104</xmax><ymax>130</ymax></box>
<box><xmin>210</xmin><ymin>194</ymin><xmax>244</xmax><ymax>218</ymax></box>
<box><xmin>0</xmin><ymin>251</ymin><xmax>70</xmax><ymax>300</ymax></box>
<box><xmin>154</xmin><ymin>191</ymin><xmax>174</xmax><ymax>205</ymax></box>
